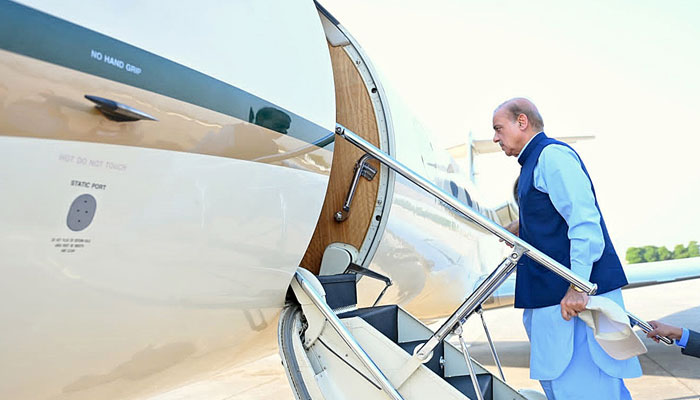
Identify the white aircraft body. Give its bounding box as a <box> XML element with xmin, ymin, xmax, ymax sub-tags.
<box><xmin>1</xmin><ymin>1</ymin><xmax>698</xmax><ymax>399</ymax></box>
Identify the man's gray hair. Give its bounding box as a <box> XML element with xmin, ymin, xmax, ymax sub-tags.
<box><xmin>496</xmin><ymin>98</ymin><xmax>544</xmax><ymax>132</ymax></box>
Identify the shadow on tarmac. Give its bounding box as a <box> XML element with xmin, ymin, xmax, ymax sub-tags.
<box><xmin>467</xmin><ymin>306</ymin><xmax>700</xmax><ymax>379</ymax></box>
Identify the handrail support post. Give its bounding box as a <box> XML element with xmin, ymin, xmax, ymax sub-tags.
<box><xmin>415</xmin><ymin>246</ymin><xmax>524</xmax><ymax>362</ymax></box>
<box><xmin>477</xmin><ymin>306</ymin><xmax>506</xmax><ymax>382</ymax></box>
<box><xmin>455</xmin><ymin>320</ymin><xmax>485</xmax><ymax>400</ymax></box>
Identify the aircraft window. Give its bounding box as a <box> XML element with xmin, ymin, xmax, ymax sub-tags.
<box><xmin>251</xmin><ymin>107</ymin><xmax>291</xmax><ymax>134</ymax></box>
<box><xmin>463</xmin><ymin>188</ymin><xmax>473</xmax><ymax>207</ymax></box>
<box><xmin>487</xmin><ymin>209</ymin><xmax>495</xmax><ymax>221</ymax></box>
<box><xmin>449</xmin><ymin>181</ymin><xmax>459</xmax><ymax>197</ymax></box>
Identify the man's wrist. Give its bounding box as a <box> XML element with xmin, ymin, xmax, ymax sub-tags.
<box><xmin>570</xmin><ymin>283</ymin><xmax>585</xmax><ymax>293</ymax></box>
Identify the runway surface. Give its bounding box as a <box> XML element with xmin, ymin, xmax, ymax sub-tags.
<box><xmin>453</xmin><ymin>277</ymin><xmax>700</xmax><ymax>400</ymax></box>
<box><xmin>197</xmin><ymin>277</ymin><xmax>700</xmax><ymax>399</ymax></box>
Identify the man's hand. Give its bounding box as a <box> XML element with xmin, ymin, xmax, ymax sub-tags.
<box><xmin>560</xmin><ymin>287</ymin><xmax>589</xmax><ymax>321</ymax></box>
<box><xmin>646</xmin><ymin>320</ymin><xmax>683</xmax><ymax>343</ymax></box>
<box><xmin>505</xmin><ymin>219</ymin><xmax>519</xmax><ymax>236</ymax></box>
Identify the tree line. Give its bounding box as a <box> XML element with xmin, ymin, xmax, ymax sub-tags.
<box><xmin>626</xmin><ymin>241</ymin><xmax>700</xmax><ymax>264</ymax></box>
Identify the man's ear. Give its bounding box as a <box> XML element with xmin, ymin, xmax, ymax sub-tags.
<box><xmin>517</xmin><ymin>113</ymin><xmax>529</xmax><ymax>130</ymax></box>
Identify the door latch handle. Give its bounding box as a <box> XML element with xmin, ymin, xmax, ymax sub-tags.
<box><xmin>85</xmin><ymin>95</ymin><xmax>157</xmax><ymax>122</ymax></box>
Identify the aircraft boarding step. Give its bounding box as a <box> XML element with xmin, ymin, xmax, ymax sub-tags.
<box><xmin>338</xmin><ymin>304</ymin><xmax>496</xmax><ymax>400</ymax></box>
<box><xmin>279</xmin><ymin>268</ymin><xmax>545</xmax><ymax>400</ymax></box>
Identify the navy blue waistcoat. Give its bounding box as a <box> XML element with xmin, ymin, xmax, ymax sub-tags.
<box><xmin>515</xmin><ymin>132</ymin><xmax>627</xmax><ymax>309</ymax></box>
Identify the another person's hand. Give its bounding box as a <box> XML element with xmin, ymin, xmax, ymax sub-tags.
<box><xmin>500</xmin><ymin>219</ymin><xmax>519</xmax><ymax>248</ymax></box>
<box><xmin>505</xmin><ymin>219</ymin><xmax>519</xmax><ymax>236</ymax></box>
<box><xmin>646</xmin><ymin>320</ymin><xmax>683</xmax><ymax>343</ymax></box>
<box><xmin>560</xmin><ymin>286</ymin><xmax>589</xmax><ymax>321</ymax></box>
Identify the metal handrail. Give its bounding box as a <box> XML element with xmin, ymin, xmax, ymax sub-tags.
<box><xmin>334</xmin><ymin>124</ymin><xmax>674</xmax><ymax>350</ymax></box>
<box><xmin>335</xmin><ymin>125</ymin><xmax>596</xmax><ymax>293</ymax></box>
<box><xmin>628</xmin><ymin>312</ymin><xmax>673</xmax><ymax>345</ymax></box>
<box><xmin>294</xmin><ymin>271</ymin><xmax>405</xmax><ymax>400</ymax></box>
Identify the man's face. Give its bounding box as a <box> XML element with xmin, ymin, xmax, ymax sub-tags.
<box><xmin>492</xmin><ymin>108</ymin><xmax>524</xmax><ymax>157</ymax></box>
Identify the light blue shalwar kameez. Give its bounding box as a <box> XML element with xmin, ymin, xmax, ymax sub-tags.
<box><xmin>519</xmin><ymin>140</ymin><xmax>642</xmax><ymax>400</ymax></box>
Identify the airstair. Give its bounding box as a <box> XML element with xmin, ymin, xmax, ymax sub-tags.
<box><xmin>278</xmin><ymin>125</ymin><xmax>671</xmax><ymax>400</ymax></box>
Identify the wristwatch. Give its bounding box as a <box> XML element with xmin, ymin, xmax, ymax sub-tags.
<box><xmin>570</xmin><ymin>283</ymin><xmax>585</xmax><ymax>293</ymax></box>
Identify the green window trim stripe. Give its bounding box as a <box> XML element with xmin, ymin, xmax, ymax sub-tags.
<box><xmin>0</xmin><ymin>0</ymin><xmax>334</xmax><ymax>148</ymax></box>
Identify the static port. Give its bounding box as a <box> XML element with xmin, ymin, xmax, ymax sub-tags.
<box><xmin>67</xmin><ymin>194</ymin><xmax>96</xmax><ymax>231</ymax></box>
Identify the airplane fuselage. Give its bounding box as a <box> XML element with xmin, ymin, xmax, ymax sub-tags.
<box><xmin>0</xmin><ymin>1</ymin><xmax>516</xmax><ymax>398</ymax></box>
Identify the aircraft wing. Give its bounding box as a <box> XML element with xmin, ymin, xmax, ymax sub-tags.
<box><xmin>472</xmin><ymin>135</ymin><xmax>595</xmax><ymax>155</ymax></box>
<box><xmin>622</xmin><ymin>257</ymin><xmax>700</xmax><ymax>288</ymax></box>
<box><xmin>480</xmin><ymin>257</ymin><xmax>700</xmax><ymax>309</ymax></box>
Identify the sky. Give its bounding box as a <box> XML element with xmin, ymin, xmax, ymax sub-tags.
<box><xmin>322</xmin><ymin>0</ymin><xmax>700</xmax><ymax>255</ymax></box>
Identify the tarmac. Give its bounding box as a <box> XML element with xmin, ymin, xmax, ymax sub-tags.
<box><xmin>206</xmin><ymin>278</ymin><xmax>700</xmax><ymax>399</ymax></box>
<box><xmin>454</xmin><ymin>277</ymin><xmax>700</xmax><ymax>400</ymax></box>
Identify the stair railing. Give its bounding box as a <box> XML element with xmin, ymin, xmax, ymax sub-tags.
<box><xmin>294</xmin><ymin>270</ymin><xmax>405</xmax><ymax>400</ymax></box>
<box><xmin>334</xmin><ymin>125</ymin><xmax>673</xmax><ymax>363</ymax></box>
